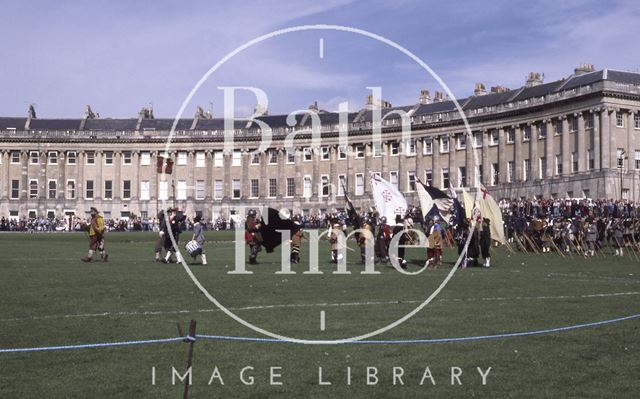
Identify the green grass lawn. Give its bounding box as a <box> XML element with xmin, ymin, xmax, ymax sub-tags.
<box><xmin>0</xmin><ymin>231</ymin><xmax>639</xmax><ymax>398</ymax></box>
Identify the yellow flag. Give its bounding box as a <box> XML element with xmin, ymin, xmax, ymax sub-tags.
<box><xmin>477</xmin><ymin>186</ymin><xmax>506</xmax><ymax>245</ymax></box>
<box><xmin>461</xmin><ymin>187</ymin><xmax>474</xmax><ymax>219</ymax></box>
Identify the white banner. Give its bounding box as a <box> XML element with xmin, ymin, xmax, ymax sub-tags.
<box><xmin>370</xmin><ymin>172</ymin><xmax>408</xmax><ymax>225</ymax></box>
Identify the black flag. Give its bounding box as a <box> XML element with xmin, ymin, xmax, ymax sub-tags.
<box><xmin>258</xmin><ymin>208</ymin><xmax>300</xmax><ymax>253</ymax></box>
<box><xmin>342</xmin><ymin>183</ymin><xmax>360</xmax><ymax>229</ymax></box>
<box><xmin>416</xmin><ymin>177</ymin><xmax>453</xmax><ymax>220</ymax></box>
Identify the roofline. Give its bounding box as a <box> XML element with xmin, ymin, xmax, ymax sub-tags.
<box><xmin>3</xmin><ymin>68</ymin><xmax>640</xmax><ymax>125</ymax></box>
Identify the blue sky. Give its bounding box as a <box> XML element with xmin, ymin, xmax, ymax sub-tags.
<box><xmin>2</xmin><ymin>0</ymin><xmax>640</xmax><ymax>118</ymax></box>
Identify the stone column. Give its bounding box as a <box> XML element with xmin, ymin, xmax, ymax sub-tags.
<box><xmin>448</xmin><ymin>135</ymin><xmax>455</xmax><ymax>187</ymax></box>
<box><xmin>294</xmin><ymin>147</ymin><xmax>302</xmax><ymax>197</ymax></box>
<box><xmin>363</xmin><ymin>143</ymin><xmax>370</xmax><ymax>194</ymax></box>
<box><xmin>242</xmin><ymin>150</ymin><xmax>250</xmax><ymax>200</ymax></box>
<box><xmin>205</xmin><ymin>150</ymin><xmax>213</xmax><ymax>200</ymax></box>
<box><xmin>188</xmin><ymin>151</ymin><xmax>195</xmax><ymax>200</ymax></box>
<box><xmin>432</xmin><ymin>138</ymin><xmax>441</xmax><ymax>187</ymax></box>
<box><xmin>258</xmin><ymin>151</ymin><xmax>266</xmax><ymax>198</ymax></box>
<box><xmin>329</xmin><ymin>145</ymin><xmax>337</xmax><ymax>196</ymax></box>
<box><xmin>1</xmin><ymin>151</ymin><xmax>9</xmax><ymax>199</ymax></box>
<box><xmin>610</xmin><ymin>109</ymin><xmax>618</xmax><ymax>171</ymax></box>
<box><xmin>132</xmin><ymin>151</ymin><xmax>140</xmax><ymax>200</ymax></box>
<box><xmin>416</xmin><ymin>139</ymin><xmax>424</xmax><ymax>183</ymax></box>
<box><xmin>40</xmin><ymin>151</ymin><xmax>47</xmax><ymax>216</ymax></box>
<box><xmin>346</xmin><ymin>145</ymin><xmax>353</xmax><ymax>194</ymax></box>
<box><xmin>58</xmin><ymin>151</ymin><xmax>65</xmax><ymax>200</ymax></box>
<box><xmin>381</xmin><ymin>142</ymin><xmax>389</xmax><ymax>180</ymax></box>
<box><xmin>631</xmin><ymin>111</ymin><xmax>639</xmax><ymax>202</ymax></box>
<box><xmin>277</xmin><ymin>148</ymin><xmax>285</xmax><ymax>198</ymax></box>
<box><xmin>545</xmin><ymin>120</ymin><xmax>554</xmax><ymax>178</ymax></box>
<box><xmin>35</xmin><ymin>151</ymin><xmax>43</xmax><ymax>199</ymax></box>
<box><xmin>530</xmin><ymin>124</ymin><xmax>539</xmax><ymax>180</ymax></box>
<box><xmin>481</xmin><ymin>130</ymin><xmax>489</xmax><ymax>185</ymax></box>
<box><xmin>114</xmin><ymin>151</ymin><xmax>122</xmax><ymax>199</ymax></box>
<box><xmin>627</xmin><ymin>111</ymin><xmax>635</xmax><ymax>169</ymax></box>
<box><xmin>312</xmin><ymin>148</ymin><xmax>320</xmax><ymax>199</ymax></box>
<box><xmin>514</xmin><ymin>125</ymin><xmax>522</xmax><ymax>181</ymax></box>
<box><xmin>601</xmin><ymin>109</ymin><xmax>611</xmax><ymax>170</ymax></box>
<box><xmin>73</xmin><ymin>151</ymin><xmax>82</xmax><ymax>215</ymax></box>
<box><xmin>561</xmin><ymin>116</ymin><xmax>570</xmax><ymax>175</ymax></box>
<box><xmin>463</xmin><ymin>134</ymin><xmax>471</xmax><ymax>187</ymax></box>
<box><xmin>223</xmin><ymin>152</ymin><xmax>231</xmax><ymax>200</ymax></box>
<box><xmin>21</xmin><ymin>151</ymin><xmax>28</xmax><ymax>200</ymax></box>
<box><xmin>150</xmin><ymin>151</ymin><xmax>158</xmax><ymax>204</ymax></box>
<box><xmin>95</xmin><ymin>151</ymin><xmax>103</xmax><ymax>200</ymax></box>
<box><xmin>398</xmin><ymin>141</ymin><xmax>405</xmax><ymax>191</ymax></box>
<box><xmin>77</xmin><ymin>151</ymin><xmax>85</xmax><ymax>201</ymax></box>
<box><xmin>498</xmin><ymin>127</ymin><xmax>507</xmax><ymax>183</ymax></box>
<box><xmin>577</xmin><ymin>113</ymin><xmax>586</xmax><ymax>172</ymax></box>
<box><xmin>593</xmin><ymin>111</ymin><xmax>601</xmax><ymax>170</ymax></box>
<box><xmin>167</xmin><ymin>151</ymin><xmax>176</xmax><ymax>203</ymax></box>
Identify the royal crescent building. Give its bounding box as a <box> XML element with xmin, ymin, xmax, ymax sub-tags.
<box><xmin>3</xmin><ymin>64</ymin><xmax>640</xmax><ymax>221</ymax></box>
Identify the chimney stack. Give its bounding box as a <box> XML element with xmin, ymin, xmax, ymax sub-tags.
<box><xmin>474</xmin><ymin>83</ymin><xmax>487</xmax><ymax>96</ymax></box>
<box><xmin>365</xmin><ymin>95</ymin><xmax>392</xmax><ymax>110</ymax></box>
<box><xmin>574</xmin><ymin>63</ymin><xmax>595</xmax><ymax>75</ymax></box>
<box><xmin>433</xmin><ymin>91</ymin><xmax>445</xmax><ymax>102</ymax></box>
<box><xmin>419</xmin><ymin>89</ymin><xmax>431</xmax><ymax>104</ymax></box>
<box><xmin>490</xmin><ymin>85</ymin><xmax>509</xmax><ymax>94</ymax></box>
<box><xmin>525</xmin><ymin>72</ymin><xmax>544</xmax><ymax>87</ymax></box>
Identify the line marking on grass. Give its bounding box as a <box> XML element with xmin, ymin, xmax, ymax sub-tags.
<box><xmin>3</xmin><ymin>291</ymin><xmax>639</xmax><ymax>323</ymax></box>
<box><xmin>320</xmin><ymin>310</ymin><xmax>325</xmax><ymax>331</ymax></box>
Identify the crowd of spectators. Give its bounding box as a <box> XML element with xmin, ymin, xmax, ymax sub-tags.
<box><xmin>2</xmin><ymin>198</ymin><xmax>640</xmax><ymax>234</ymax></box>
<box><xmin>499</xmin><ymin>198</ymin><xmax>640</xmax><ymax>219</ymax></box>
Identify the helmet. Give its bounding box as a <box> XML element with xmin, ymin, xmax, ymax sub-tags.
<box><xmin>279</xmin><ymin>208</ymin><xmax>291</xmax><ymax>220</ymax></box>
<box><xmin>380</xmin><ymin>216</ymin><xmax>387</xmax><ymax>224</ymax></box>
<box><xmin>248</xmin><ymin>209</ymin><xmax>257</xmax><ymax>217</ymax></box>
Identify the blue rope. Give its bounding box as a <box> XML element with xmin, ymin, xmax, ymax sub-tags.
<box><xmin>0</xmin><ymin>336</ymin><xmax>184</xmax><ymax>354</ymax></box>
<box><xmin>199</xmin><ymin>313</ymin><xmax>640</xmax><ymax>344</ymax></box>
<box><xmin>1</xmin><ymin>313</ymin><xmax>638</xmax><ymax>353</ymax></box>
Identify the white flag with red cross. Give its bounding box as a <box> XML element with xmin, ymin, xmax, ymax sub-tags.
<box><xmin>369</xmin><ymin>172</ymin><xmax>408</xmax><ymax>226</ymax></box>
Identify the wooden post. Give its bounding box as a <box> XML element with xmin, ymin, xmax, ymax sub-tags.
<box><xmin>182</xmin><ymin>320</ymin><xmax>197</xmax><ymax>399</ymax></box>
<box><xmin>513</xmin><ymin>233</ymin><xmax>529</xmax><ymax>254</ymax></box>
<box><xmin>522</xmin><ymin>233</ymin><xmax>541</xmax><ymax>254</ymax></box>
<box><xmin>548</xmin><ymin>236</ymin><xmax>566</xmax><ymax>258</ymax></box>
